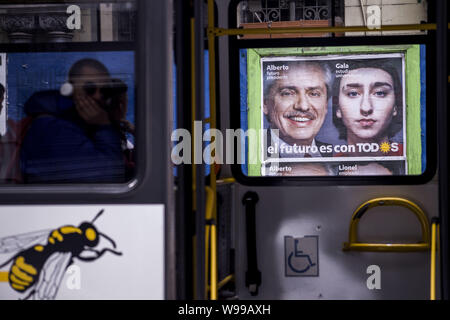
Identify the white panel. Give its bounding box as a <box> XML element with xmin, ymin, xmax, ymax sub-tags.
<box><xmin>0</xmin><ymin>204</ymin><xmax>165</xmax><ymax>300</ymax></box>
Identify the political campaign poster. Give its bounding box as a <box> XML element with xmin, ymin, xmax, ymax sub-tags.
<box><xmin>240</xmin><ymin>45</ymin><xmax>425</xmax><ymax>177</ymax></box>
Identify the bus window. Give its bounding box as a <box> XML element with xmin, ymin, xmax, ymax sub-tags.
<box><xmin>0</xmin><ymin>1</ymin><xmax>136</xmax><ymax>43</ymax></box>
<box><xmin>231</xmin><ymin>40</ymin><xmax>433</xmax><ymax>181</ymax></box>
<box><xmin>0</xmin><ymin>2</ymin><xmax>136</xmax><ymax>185</ymax></box>
<box><xmin>234</xmin><ymin>0</ymin><xmax>431</xmax><ymax>38</ymax></box>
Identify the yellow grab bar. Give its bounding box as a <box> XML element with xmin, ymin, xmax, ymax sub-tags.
<box><xmin>343</xmin><ymin>197</ymin><xmax>430</xmax><ymax>252</ymax></box>
<box><xmin>218</xmin><ymin>274</ymin><xmax>235</xmax><ymax>290</ymax></box>
<box><xmin>212</xmin><ymin>23</ymin><xmax>443</xmax><ymax>37</ymax></box>
<box><xmin>217</xmin><ymin>178</ymin><xmax>236</xmax><ymax>185</ymax></box>
<box><xmin>207</xmin><ymin>274</ymin><xmax>235</xmax><ymax>291</ymax></box>
<box><xmin>205</xmin><ymin>186</ymin><xmax>218</xmax><ymax>300</ymax></box>
<box><xmin>205</xmin><ymin>186</ymin><xmax>215</xmax><ymax>221</ymax></box>
<box><xmin>206</xmin><ymin>0</ymin><xmax>218</xmax><ymax>301</ymax></box>
<box><xmin>430</xmin><ymin>218</ymin><xmax>440</xmax><ymax>300</ymax></box>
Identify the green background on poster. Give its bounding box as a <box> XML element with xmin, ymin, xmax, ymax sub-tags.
<box><xmin>246</xmin><ymin>45</ymin><xmax>422</xmax><ymax>176</ymax></box>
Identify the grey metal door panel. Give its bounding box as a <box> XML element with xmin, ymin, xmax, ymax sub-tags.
<box><xmin>235</xmin><ymin>181</ymin><xmax>438</xmax><ymax>299</ymax></box>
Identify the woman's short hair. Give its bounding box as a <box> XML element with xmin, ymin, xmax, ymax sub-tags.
<box><xmin>332</xmin><ymin>59</ymin><xmax>403</xmax><ymax>141</ymax></box>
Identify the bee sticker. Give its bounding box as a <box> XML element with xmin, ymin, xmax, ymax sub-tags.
<box><xmin>0</xmin><ymin>209</ymin><xmax>122</xmax><ymax>300</ymax></box>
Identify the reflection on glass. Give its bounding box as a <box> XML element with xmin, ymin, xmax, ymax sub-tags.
<box><xmin>236</xmin><ymin>0</ymin><xmax>429</xmax><ymax>38</ymax></box>
<box><xmin>0</xmin><ymin>1</ymin><xmax>136</xmax><ymax>44</ymax></box>
<box><xmin>0</xmin><ymin>51</ymin><xmax>135</xmax><ymax>184</ymax></box>
<box><xmin>239</xmin><ymin>44</ymin><xmax>426</xmax><ymax>177</ymax></box>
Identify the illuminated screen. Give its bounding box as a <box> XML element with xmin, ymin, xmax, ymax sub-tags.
<box><xmin>239</xmin><ymin>45</ymin><xmax>426</xmax><ymax>177</ymax></box>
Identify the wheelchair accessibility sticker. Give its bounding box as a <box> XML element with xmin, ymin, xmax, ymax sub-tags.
<box><xmin>284</xmin><ymin>236</ymin><xmax>319</xmax><ymax>277</ymax></box>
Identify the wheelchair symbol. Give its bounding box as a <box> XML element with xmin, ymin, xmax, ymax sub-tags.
<box><xmin>287</xmin><ymin>239</ymin><xmax>316</xmax><ymax>274</ymax></box>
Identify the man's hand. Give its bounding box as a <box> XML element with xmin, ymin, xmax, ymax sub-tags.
<box><xmin>74</xmin><ymin>94</ymin><xmax>111</xmax><ymax>126</ymax></box>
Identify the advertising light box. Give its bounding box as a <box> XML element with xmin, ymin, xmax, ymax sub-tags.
<box><xmin>238</xmin><ymin>44</ymin><xmax>428</xmax><ymax>178</ymax></box>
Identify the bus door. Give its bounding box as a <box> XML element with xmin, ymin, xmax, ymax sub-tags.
<box><xmin>201</xmin><ymin>0</ymin><xmax>447</xmax><ymax>300</ymax></box>
<box><xmin>0</xmin><ymin>0</ymin><xmax>174</xmax><ymax>300</ymax></box>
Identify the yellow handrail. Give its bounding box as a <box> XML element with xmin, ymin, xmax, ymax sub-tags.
<box><xmin>207</xmin><ymin>274</ymin><xmax>236</xmax><ymax>291</ymax></box>
<box><xmin>430</xmin><ymin>218</ymin><xmax>440</xmax><ymax>300</ymax></box>
<box><xmin>205</xmin><ymin>186</ymin><xmax>217</xmax><ymax>300</ymax></box>
<box><xmin>217</xmin><ymin>177</ymin><xmax>236</xmax><ymax>185</ymax></box>
<box><xmin>192</xmin><ymin>1</ymin><xmax>219</xmax><ymax>300</ymax></box>
<box><xmin>343</xmin><ymin>197</ymin><xmax>430</xmax><ymax>252</ymax></box>
<box><xmin>218</xmin><ymin>274</ymin><xmax>235</xmax><ymax>290</ymax></box>
<box><xmin>210</xmin><ymin>224</ymin><xmax>218</xmax><ymax>300</ymax></box>
<box><xmin>0</xmin><ymin>272</ymin><xmax>8</xmax><ymax>282</ymax></box>
<box><xmin>210</xmin><ymin>23</ymin><xmax>444</xmax><ymax>37</ymax></box>
<box><xmin>205</xmin><ymin>187</ymin><xmax>215</xmax><ymax>220</ymax></box>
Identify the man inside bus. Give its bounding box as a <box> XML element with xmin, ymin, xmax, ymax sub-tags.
<box><xmin>20</xmin><ymin>58</ymin><xmax>130</xmax><ymax>183</ymax></box>
<box><xmin>263</xmin><ymin>61</ymin><xmax>332</xmax><ymax>159</ymax></box>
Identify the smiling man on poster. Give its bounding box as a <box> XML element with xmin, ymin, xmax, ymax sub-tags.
<box><xmin>263</xmin><ymin>61</ymin><xmax>332</xmax><ymax>159</ymax></box>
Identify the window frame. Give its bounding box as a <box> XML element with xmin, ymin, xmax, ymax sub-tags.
<box><xmin>0</xmin><ymin>41</ymin><xmax>142</xmax><ymax>194</ymax></box>
<box><xmin>228</xmin><ymin>34</ymin><xmax>437</xmax><ymax>186</ymax></box>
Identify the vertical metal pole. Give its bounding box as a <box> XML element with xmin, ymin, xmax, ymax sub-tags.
<box><xmin>137</xmin><ymin>0</ymin><xmax>175</xmax><ymax>299</ymax></box>
<box><xmin>331</xmin><ymin>0</ymin><xmax>336</xmax><ymax>27</ymax></box>
<box><xmin>207</xmin><ymin>0</ymin><xmax>218</xmax><ymax>300</ymax></box>
<box><xmin>437</xmin><ymin>0</ymin><xmax>448</xmax><ymax>300</ymax></box>
<box><xmin>175</xmin><ymin>0</ymin><xmax>193</xmax><ymax>299</ymax></box>
<box><xmin>243</xmin><ymin>192</ymin><xmax>261</xmax><ymax>296</ymax></box>
<box><xmin>207</xmin><ymin>1</ymin><xmax>217</xmax><ymax>209</ymax></box>
<box><xmin>164</xmin><ymin>0</ymin><xmax>175</xmax><ymax>301</ymax></box>
<box><xmin>194</xmin><ymin>0</ymin><xmax>206</xmax><ymax>301</ymax></box>
<box><xmin>431</xmin><ymin>221</ymin><xmax>437</xmax><ymax>300</ymax></box>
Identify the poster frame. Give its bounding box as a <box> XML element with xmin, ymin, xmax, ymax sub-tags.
<box><xmin>229</xmin><ymin>35</ymin><xmax>436</xmax><ymax>186</ymax></box>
